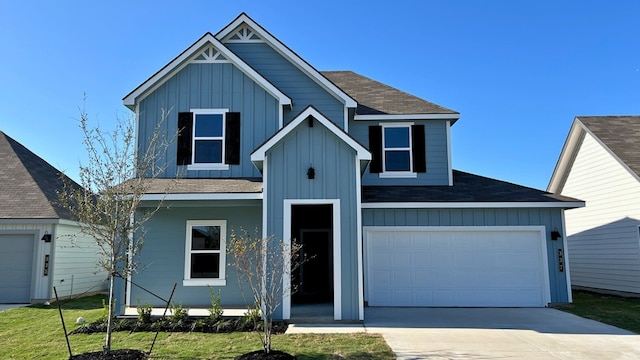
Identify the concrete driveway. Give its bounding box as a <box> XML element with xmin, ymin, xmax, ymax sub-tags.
<box><xmin>364</xmin><ymin>307</ymin><xmax>640</xmax><ymax>359</ymax></box>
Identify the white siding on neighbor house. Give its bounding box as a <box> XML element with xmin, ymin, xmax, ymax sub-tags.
<box><xmin>52</xmin><ymin>224</ymin><xmax>108</xmax><ymax>298</ymax></box>
<box><xmin>562</xmin><ymin>132</ymin><xmax>640</xmax><ymax>293</ymax></box>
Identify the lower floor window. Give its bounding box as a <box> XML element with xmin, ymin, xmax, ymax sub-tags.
<box><xmin>184</xmin><ymin>220</ymin><xmax>226</xmax><ymax>286</ymax></box>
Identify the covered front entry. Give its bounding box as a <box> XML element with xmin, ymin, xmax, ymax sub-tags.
<box><xmin>0</xmin><ymin>234</ymin><xmax>35</xmax><ymax>303</ymax></box>
<box><xmin>283</xmin><ymin>199</ymin><xmax>341</xmax><ymax>320</ymax></box>
<box><xmin>291</xmin><ymin>204</ymin><xmax>333</xmax><ymax>304</ymax></box>
<box><xmin>364</xmin><ymin>226</ymin><xmax>551</xmax><ymax>307</ymax></box>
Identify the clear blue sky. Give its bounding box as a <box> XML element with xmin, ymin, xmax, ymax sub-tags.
<box><xmin>1</xmin><ymin>1</ymin><xmax>638</xmax><ymax>190</ymax></box>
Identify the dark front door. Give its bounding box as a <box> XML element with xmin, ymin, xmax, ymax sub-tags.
<box><xmin>291</xmin><ymin>205</ymin><xmax>333</xmax><ymax>304</ymax></box>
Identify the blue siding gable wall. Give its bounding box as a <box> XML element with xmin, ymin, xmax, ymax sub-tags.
<box><xmin>350</xmin><ymin>119</ymin><xmax>450</xmax><ymax>186</ymax></box>
<box><xmin>225</xmin><ymin>42</ymin><xmax>346</xmax><ymax>127</ymax></box>
<box><xmin>138</xmin><ymin>61</ymin><xmax>280</xmax><ymax>178</ymax></box>
<box><xmin>362</xmin><ymin>207</ymin><xmax>570</xmax><ymax>303</ymax></box>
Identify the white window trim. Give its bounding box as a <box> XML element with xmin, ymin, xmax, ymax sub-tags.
<box><xmin>183</xmin><ymin>220</ymin><xmax>227</xmax><ymax>286</ymax></box>
<box><xmin>187</xmin><ymin>108</ymin><xmax>230</xmax><ymax>171</ymax></box>
<box><xmin>380</xmin><ymin>122</ymin><xmax>416</xmax><ymax>178</ymax></box>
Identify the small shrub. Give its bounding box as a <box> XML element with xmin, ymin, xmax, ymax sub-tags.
<box><xmin>208</xmin><ymin>288</ymin><xmax>224</xmax><ymax>321</ymax></box>
<box><xmin>136</xmin><ymin>301</ymin><xmax>152</xmax><ymax>323</ymax></box>
<box><xmin>169</xmin><ymin>302</ymin><xmax>189</xmax><ymax>323</ymax></box>
<box><xmin>240</xmin><ymin>303</ymin><xmax>261</xmax><ymax>330</ymax></box>
<box><xmin>97</xmin><ymin>299</ymin><xmax>110</xmax><ymax>323</ymax></box>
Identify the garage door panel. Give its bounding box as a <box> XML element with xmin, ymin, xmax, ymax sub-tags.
<box><xmin>0</xmin><ymin>234</ymin><xmax>34</xmax><ymax>303</ymax></box>
<box><xmin>366</xmin><ymin>228</ymin><xmax>549</xmax><ymax>307</ymax></box>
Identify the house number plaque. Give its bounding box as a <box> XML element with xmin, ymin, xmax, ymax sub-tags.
<box><xmin>557</xmin><ymin>249</ymin><xmax>564</xmax><ymax>272</ymax></box>
<box><xmin>43</xmin><ymin>254</ymin><xmax>50</xmax><ymax>276</ymax></box>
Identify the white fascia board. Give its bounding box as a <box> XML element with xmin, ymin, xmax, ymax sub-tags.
<box><xmin>215</xmin><ymin>14</ymin><xmax>356</xmax><ymax>108</ymax></box>
<box><xmin>123</xmin><ymin>33</ymin><xmax>291</xmax><ymax>108</ymax></box>
<box><xmin>354</xmin><ymin>113</ymin><xmax>461</xmax><ymax>121</ymax></box>
<box><xmin>251</xmin><ymin>106</ymin><xmax>371</xmax><ymax>162</ymax></box>
<box><xmin>361</xmin><ymin>202</ymin><xmax>585</xmax><ymax>209</ymax></box>
<box><xmin>141</xmin><ymin>193</ymin><xmax>262</xmax><ymax>201</ymax></box>
<box><xmin>547</xmin><ymin>119</ymin><xmax>584</xmax><ymax>193</ymax></box>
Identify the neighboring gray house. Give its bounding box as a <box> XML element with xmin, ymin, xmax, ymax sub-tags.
<box><xmin>549</xmin><ymin>116</ymin><xmax>640</xmax><ymax>295</ymax></box>
<box><xmin>0</xmin><ymin>131</ymin><xmax>107</xmax><ymax>303</ymax></box>
<box><xmin>117</xmin><ymin>13</ymin><xmax>582</xmax><ymax>321</ymax></box>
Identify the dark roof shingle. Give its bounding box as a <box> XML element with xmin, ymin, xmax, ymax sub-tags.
<box><xmin>143</xmin><ymin>178</ymin><xmax>263</xmax><ymax>194</ymax></box>
<box><xmin>0</xmin><ymin>131</ymin><xmax>81</xmax><ymax>219</ymax></box>
<box><xmin>321</xmin><ymin>71</ymin><xmax>458</xmax><ymax>117</ymax></box>
<box><xmin>577</xmin><ymin>116</ymin><xmax>640</xmax><ymax>178</ymax></box>
<box><xmin>363</xmin><ymin>170</ymin><xmax>581</xmax><ymax>204</ymax></box>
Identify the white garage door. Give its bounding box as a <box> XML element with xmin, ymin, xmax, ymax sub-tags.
<box><xmin>365</xmin><ymin>227</ymin><xmax>550</xmax><ymax>307</ymax></box>
<box><xmin>0</xmin><ymin>234</ymin><xmax>34</xmax><ymax>303</ymax></box>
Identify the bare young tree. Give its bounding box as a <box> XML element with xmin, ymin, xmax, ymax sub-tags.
<box><xmin>227</xmin><ymin>229</ymin><xmax>303</xmax><ymax>354</ymax></box>
<box><xmin>58</xmin><ymin>106</ymin><xmax>175</xmax><ymax>353</ymax></box>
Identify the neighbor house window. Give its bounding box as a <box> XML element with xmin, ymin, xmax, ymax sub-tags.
<box><xmin>183</xmin><ymin>220</ymin><xmax>226</xmax><ymax>286</ymax></box>
<box><xmin>177</xmin><ymin>110</ymin><xmax>241</xmax><ymax>169</ymax></box>
<box><xmin>368</xmin><ymin>123</ymin><xmax>426</xmax><ymax>177</ymax></box>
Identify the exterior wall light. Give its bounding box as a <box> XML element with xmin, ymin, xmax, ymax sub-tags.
<box><xmin>550</xmin><ymin>229</ymin><xmax>561</xmax><ymax>240</ymax></box>
<box><xmin>307</xmin><ymin>166</ymin><xmax>315</xmax><ymax>179</ymax></box>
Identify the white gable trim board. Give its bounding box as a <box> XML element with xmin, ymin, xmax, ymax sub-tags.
<box><xmin>216</xmin><ymin>13</ymin><xmax>357</xmax><ymax>108</ymax></box>
<box><xmin>363</xmin><ymin>226</ymin><xmax>552</xmax><ymax>307</ymax></box>
<box><xmin>122</xmin><ymin>33</ymin><xmax>291</xmax><ymax>110</ymax></box>
<box><xmin>251</xmin><ymin>106</ymin><xmax>371</xmax><ymax>170</ymax></box>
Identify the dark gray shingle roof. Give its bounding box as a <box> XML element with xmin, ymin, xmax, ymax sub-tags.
<box><xmin>363</xmin><ymin>170</ymin><xmax>581</xmax><ymax>204</ymax></box>
<box><xmin>0</xmin><ymin>131</ymin><xmax>80</xmax><ymax>219</ymax></box>
<box><xmin>143</xmin><ymin>178</ymin><xmax>263</xmax><ymax>194</ymax></box>
<box><xmin>577</xmin><ymin>116</ymin><xmax>640</xmax><ymax>178</ymax></box>
<box><xmin>321</xmin><ymin>70</ymin><xmax>459</xmax><ymax>117</ymax></box>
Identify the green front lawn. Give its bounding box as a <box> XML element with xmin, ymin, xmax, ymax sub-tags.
<box><xmin>0</xmin><ymin>295</ymin><xmax>393</xmax><ymax>359</ymax></box>
<box><xmin>558</xmin><ymin>290</ymin><xmax>640</xmax><ymax>333</ymax></box>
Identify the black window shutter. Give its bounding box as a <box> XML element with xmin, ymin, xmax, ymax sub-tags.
<box><xmin>225</xmin><ymin>112</ymin><xmax>241</xmax><ymax>165</ymax></box>
<box><xmin>177</xmin><ymin>112</ymin><xmax>193</xmax><ymax>165</ymax></box>
<box><xmin>369</xmin><ymin>126</ymin><xmax>382</xmax><ymax>173</ymax></box>
<box><xmin>412</xmin><ymin>124</ymin><xmax>426</xmax><ymax>173</ymax></box>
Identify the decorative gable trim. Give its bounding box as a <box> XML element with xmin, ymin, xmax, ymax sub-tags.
<box><xmin>225</xmin><ymin>24</ymin><xmax>263</xmax><ymax>43</ymax></box>
<box><xmin>216</xmin><ymin>13</ymin><xmax>357</xmax><ymax>108</ymax></box>
<box><xmin>191</xmin><ymin>44</ymin><xmax>230</xmax><ymax>63</ymax></box>
<box><xmin>251</xmin><ymin>106</ymin><xmax>371</xmax><ymax>171</ymax></box>
<box><xmin>122</xmin><ymin>33</ymin><xmax>291</xmax><ymax>109</ymax></box>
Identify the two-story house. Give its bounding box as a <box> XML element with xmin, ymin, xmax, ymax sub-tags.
<box><xmin>116</xmin><ymin>13</ymin><xmax>582</xmax><ymax>321</ymax></box>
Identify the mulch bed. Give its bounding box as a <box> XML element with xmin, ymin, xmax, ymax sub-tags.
<box><xmin>235</xmin><ymin>350</ymin><xmax>296</xmax><ymax>360</ymax></box>
<box><xmin>69</xmin><ymin>349</ymin><xmax>147</xmax><ymax>360</ymax></box>
<box><xmin>69</xmin><ymin>318</ymin><xmax>288</xmax><ymax>335</ymax></box>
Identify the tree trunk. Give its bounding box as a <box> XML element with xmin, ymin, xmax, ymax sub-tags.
<box><xmin>105</xmin><ymin>272</ymin><xmax>115</xmax><ymax>353</ymax></box>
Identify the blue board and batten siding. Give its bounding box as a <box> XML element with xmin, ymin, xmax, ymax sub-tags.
<box><xmin>266</xmin><ymin>122</ymin><xmax>360</xmax><ymax>320</ymax></box>
<box><xmin>225</xmin><ymin>42</ymin><xmax>346</xmax><ymax>127</ymax></box>
<box><xmin>128</xmin><ymin>203</ymin><xmax>261</xmax><ymax>307</ymax></box>
<box><xmin>137</xmin><ymin>60</ymin><xmax>280</xmax><ymax>178</ymax></box>
<box><xmin>362</xmin><ymin>207</ymin><xmax>570</xmax><ymax>303</ymax></box>
<box><xmin>350</xmin><ymin>119</ymin><xmax>450</xmax><ymax>186</ymax></box>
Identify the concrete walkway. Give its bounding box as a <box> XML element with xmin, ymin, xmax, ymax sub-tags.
<box><xmin>0</xmin><ymin>304</ymin><xmax>29</xmax><ymax>312</ymax></box>
<box><xmin>287</xmin><ymin>307</ymin><xmax>640</xmax><ymax>359</ymax></box>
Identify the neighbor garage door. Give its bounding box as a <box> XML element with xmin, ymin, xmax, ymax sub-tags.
<box><xmin>0</xmin><ymin>234</ymin><xmax>34</xmax><ymax>303</ymax></box>
<box><xmin>365</xmin><ymin>227</ymin><xmax>550</xmax><ymax>307</ymax></box>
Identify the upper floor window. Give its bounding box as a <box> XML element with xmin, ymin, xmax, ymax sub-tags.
<box><xmin>177</xmin><ymin>110</ymin><xmax>241</xmax><ymax>170</ymax></box>
<box><xmin>369</xmin><ymin>123</ymin><xmax>426</xmax><ymax>178</ymax></box>
<box><xmin>383</xmin><ymin>125</ymin><xmax>412</xmax><ymax>172</ymax></box>
<box><xmin>193</xmin><ymin>111</ymin><xmax>225</xmax><ymax>165</ymax></box>
<box><xmin>183</xmin><ymin>220</ymin><xmax>226</xmax><ymax>286</ymax></box>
